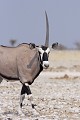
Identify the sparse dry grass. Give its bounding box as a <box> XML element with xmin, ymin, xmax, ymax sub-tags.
<box><xmin>49</xmin><ymin>50</ymin><xmax>80</xmax><ymax>70</ymax></box>
<box><xmin>50</xmin><ymin>50</ymin><xmax>80</xmax><ymax>61</ymax></box>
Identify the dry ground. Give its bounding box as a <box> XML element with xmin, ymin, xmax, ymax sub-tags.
<box><xmin>0</xmin><ymin>50</ymin><xmax>80</xmax><ymax>120</ymax></box>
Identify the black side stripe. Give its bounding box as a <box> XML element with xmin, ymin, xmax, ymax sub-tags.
<box><xmin>27</xmin><ymin>53</ymin><xmax>38</xmax><ymax>68</ymax></box>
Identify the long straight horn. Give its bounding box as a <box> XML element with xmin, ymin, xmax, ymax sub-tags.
<box><xmin>45</xmin><ymin>11</ymin><xmax>49</xmax><ymax>47</ymax></box>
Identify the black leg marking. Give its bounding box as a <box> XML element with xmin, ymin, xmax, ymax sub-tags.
<box><xmin>32</xmin><ymin>103</ymin><xmax>36</xmax><ymax>109</ymax></box>
<box><xmin>0</xmin><ymin>76</ymin><xmax>3</xmax><ymax>83</ymax></box>
<box><xmin>20</xmin><ymin>84</ymin><xmax>32</xmax><ymax>108</ymax></box>
<box><xmin>21</xmin><ymin>84</ymin><xmax>32</xmax><ymax>95</ymax></box>
<box><xmin>20</xmin><ymin>103</ymin><xmax>22</xmax><ymax>108</ymax></box>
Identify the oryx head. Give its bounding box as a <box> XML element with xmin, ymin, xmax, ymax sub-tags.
<box><xmin>38</xmin><ymin>11</ymin><xmax>50</xmax><ymax>69</ymax></box>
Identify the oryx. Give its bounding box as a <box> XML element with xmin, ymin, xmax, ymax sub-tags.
<box><xmin>0</xmin><ymin>12</ymin><xmax>57</xmax><ymax>109</ymax></box>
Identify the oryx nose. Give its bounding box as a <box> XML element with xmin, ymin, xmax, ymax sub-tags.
<box><xmin>43</xmin><ymin>61</ymin><xmax>49</xmax><ymax>68</ymax></box>
<box><xmin>44</xmin><ymin>64</ymin><xmax>49</xmax><ymax>68</ymax></box>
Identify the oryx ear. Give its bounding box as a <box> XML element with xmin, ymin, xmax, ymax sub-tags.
<box><xmin>45</xmin><ymin>11</ymin><xmax>49</xmax><ymax>47</ymax></box>
<box><xmin>29</xmin><ymin>43</ymin><xmax>36</xmax><ymax>49</ymax></box>
<box><xmin>52</xmin><ymin>42</ymin><xmax>58</xmax><ymax>49</ymax></box>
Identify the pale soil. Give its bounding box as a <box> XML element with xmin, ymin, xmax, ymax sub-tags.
<box><xmin>0</xmin><ymin>50</ymin><xmax>80</xmax><ymax>120</ymax></box>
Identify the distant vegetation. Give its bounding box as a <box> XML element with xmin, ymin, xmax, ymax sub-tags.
<box><xmin>74</xmin><ymin>42</ymin><xmax>80</xmax><ymax>50</ymax></box>
<box><xmin>9</xmin><ymin>39</ymin><xmax>17</xmax><ymax>47</ymax></box>
<box><xmin>52</xmin><ymin>43</ymin><xmax>67</xmax><ymax>50</ymax></box>
<box><xmin>52</xmin><ymin>41</ymin><xmax>80</xmax><ymax>50</ymax></box>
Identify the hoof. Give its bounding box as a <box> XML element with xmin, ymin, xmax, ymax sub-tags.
<box><xmin>20</xmin><ymin>103</ymin><xmax>22</xmax><ymax>108</ymax></box>
<box><xmin>32</xmin><ymin>104</ymin><xmax>37</xmax><ymax>109</ymax></box>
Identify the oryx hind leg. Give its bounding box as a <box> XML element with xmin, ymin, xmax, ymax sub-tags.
<box><xmin>20</xmin><ymin>83</ymin><xmax>35</xmax><ymax>108</ymax></box>
<box><xmin>0</xmin><ymin>76</ymin><xmax>3</xmax><ymax>83</ymax></box>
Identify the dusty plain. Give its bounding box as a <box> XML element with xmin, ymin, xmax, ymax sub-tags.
<box><xmin>0</xmin><ymin>50</ymin><xmax>80</xmax><ymax>120</ymax></box>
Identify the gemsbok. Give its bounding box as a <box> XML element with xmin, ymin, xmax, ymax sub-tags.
<box><xmin>0</xmin><ymin>11</ymin><xmax>58</xmax><ymax>109</ymax></box>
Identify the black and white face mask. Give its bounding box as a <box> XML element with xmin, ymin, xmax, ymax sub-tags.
<box><xmin>38</xmin><ymin>46</ymin><xmax>50</xmax><ymax>68</ymax></box>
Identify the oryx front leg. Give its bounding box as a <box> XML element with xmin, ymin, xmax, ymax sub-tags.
<box><xmin>20</xmin><ymin>83</ymin><xmax>34</xmax><ymax>108</ymax></box>
<box><xmin>20</xmin><ymin>84</ymin><xmax>26</xmax><ymax>108</ymax></box>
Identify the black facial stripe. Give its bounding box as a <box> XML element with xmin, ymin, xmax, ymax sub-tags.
<box><xmin>42</xmin><ymin>52</ymin><xmax>48</xmax><ymax>61</ymax></box>
<box><xmin>27</xmin><ymin>53</ymin><xmax>37</xmax><ymax>68</ymax></box>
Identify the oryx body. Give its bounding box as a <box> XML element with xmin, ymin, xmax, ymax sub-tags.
<box><xmin>0</xmin><ymin>42</ymin><xmax>50</xmax><ymax>108</ymax></box>
<box><xmin>0</xmin><ymin>44</ymin><xmax>41</xmax><ymax>84</ymax></box>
